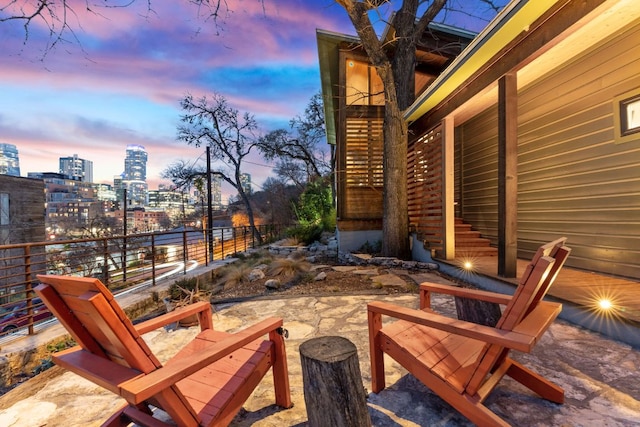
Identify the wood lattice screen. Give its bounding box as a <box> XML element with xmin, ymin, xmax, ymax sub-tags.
<box><xmin>345</xmin><ymin>117</ymin><xmax>384</xmax><ymax>187</ymax></box>
<box><xmin>408</xmin><ymin>125</ymin><xmax>444</xmax><ymax>248</ymax></box>
<box><xmin>341</xmin><ymin>116</ymin><xmax>384</xmax><ymax>218</ymax></box>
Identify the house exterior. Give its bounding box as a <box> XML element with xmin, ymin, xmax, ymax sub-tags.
<box><xmin>319</xmin><ymin>0</ymin><xmax>640</xmax><ymax>281</ymax></box>
<box><xmin>404</xmin><ymin>0</ymin><xmax>640</xmax><ymax>280</ymax></box>
<box><xmin>317</xmin><ymin>23</ymin><xmax>475</xmax><ymax>252</ymax></box>
<box><xmin>0</xmin><ymin>175</ymin><xmax>46</xmax><ymax>296</ymax></box>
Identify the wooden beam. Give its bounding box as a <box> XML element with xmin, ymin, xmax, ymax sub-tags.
<box><xmin>442</xmin><ymin>117</ymin><xmax>455</xmax><ymax>260</ymax></box>
<box><xmin>498</xmin><ymin>73</ymin><xmax>518</xmax><ymax>278</ymax></box>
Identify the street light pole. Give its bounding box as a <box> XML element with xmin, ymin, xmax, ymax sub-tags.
<box><xmin>206</xmin><ymin>146</ymin><xmax>214</xmax><ymax>262</ymax></box>
<box><xmin>123</xmin><ymin>188</ymin><xmax>128</xmax><ymax>282</ymax></box>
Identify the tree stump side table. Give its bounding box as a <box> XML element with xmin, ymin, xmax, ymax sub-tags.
<box><xmin>299</xmin><ymin>335</ymin><xmax>372</xmax><ymax>427</ymax></box>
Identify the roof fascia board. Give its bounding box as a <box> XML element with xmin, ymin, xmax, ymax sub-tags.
<box><xmin>405</xmin><ymin>0</ymin><xmax>558</xmax><ymax>123</ymax></box>
<box><xmin>317</xmin><ymin>30</ymin><xmax>361</xmax><ymax>146</ymax></box>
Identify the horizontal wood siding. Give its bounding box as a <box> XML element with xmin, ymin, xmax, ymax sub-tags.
<box><xmin>517</xmin><ymin>21</ymin><xmax>640</xmax><ymax>278</ymax></box>
<box><xmin>458</xmin><ymin>107</ymin><xmax>499</xmax><ymax>244</ymax></box>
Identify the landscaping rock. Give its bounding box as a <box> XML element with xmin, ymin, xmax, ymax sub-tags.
<box><xmin>248</xmin><ymin>269</ymin><xmax>265</xmax><ymax>282</ymax></box>
<box><xmin>265</xmin><ymin>279</ymin><xmax>281</xmax><ymax>290</ymax></box>
<box><xmin>314</xmin><ymin>272</ymin><xmax>327</xmax><ymax>281</ymax></box>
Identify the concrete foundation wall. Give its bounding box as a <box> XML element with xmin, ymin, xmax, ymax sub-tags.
<box><xmin>336</xmin><ymin>229</ymin><xmax>382</xmax><ymax>253</ymax></box>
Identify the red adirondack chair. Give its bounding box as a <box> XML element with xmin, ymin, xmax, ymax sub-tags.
<box><xmin>368</xmin><ymin>237</ymin><xmax>571</xmax><ymax>426</ymax></box>
<box><xmin>35</xmin><ymin>274</ymin><xmax>292</xmax><ymax>426</ymax></box>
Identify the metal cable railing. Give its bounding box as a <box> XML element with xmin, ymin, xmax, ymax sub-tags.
<box><xmin>0</xmin><ymin>224</ymin><xmax>284</xmax><ymax>337</ymax></box>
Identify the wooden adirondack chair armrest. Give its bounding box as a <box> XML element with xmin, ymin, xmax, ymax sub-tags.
<box><xmin>134</xmin><ymin>301</ymin><xmax>213</xmax><ymax>334</ymax></box>
<box><xmin>52</xmin><ymin>346</ymin><xmax>144</xmax><ymax>395</ymax></box>
<box><xmin>512</xmin><ymin>301</ymin><xmax>562</xmax><ymax>339</ymax></box>
<box><xmin>120</xmin><ymin>316</ymin><xmax>285</xmax><ymax>404</ymax></box>
<box><xmin>368</xmin><ymin>301</ymin><xmax>535</xmax><ymax>353</ymax></box>
<box><xmin>420</xmin><ymin>282</ymin><xmax>513</xmax><ymax>306</ymax></box>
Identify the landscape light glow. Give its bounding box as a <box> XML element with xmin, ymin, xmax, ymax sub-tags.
<box><xmin>598</xmin><ymin>299</ymin><xmax>613</xmax><ymax>310</ymax></box>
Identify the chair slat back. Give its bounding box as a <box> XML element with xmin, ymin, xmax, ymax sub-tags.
<box><xmin>465</xmin><ymin>238</ymin><xmax>570</xmax><ymax>394</ymax></box>
<box><xmin>498</xmin><ymin>237</ymin><xmax>569</xmax><ymax>330</ymax></box>
<box><xmin>36</xmin><ymin>275</ymin><xmax>161</xmax><ymax>373</ymax></box>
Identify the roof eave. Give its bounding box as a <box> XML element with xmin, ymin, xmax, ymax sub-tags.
<box><xmin>404</xmin><ymin>0</ymin><xmax>558</xmax><ymax>123</ymax></box>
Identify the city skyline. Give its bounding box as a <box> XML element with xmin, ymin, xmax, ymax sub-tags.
<box><xmin>0</xmin><ymin>1</ymin><xmax>356</xmax><ymax>199</ymax></box>
<box><xmin>0</xmin><ymin>1</ymin><xmax>502</xmax><ymax>199</ymax></box>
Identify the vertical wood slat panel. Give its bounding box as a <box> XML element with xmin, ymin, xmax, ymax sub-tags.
<box><xmin>408</xmin><ymin>125</ymin><xmax>444</xmax><ymax>250</ymax></box>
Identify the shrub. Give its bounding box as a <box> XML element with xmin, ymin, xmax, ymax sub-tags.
<box><xmin>221</xmin><ymin>264</ymin><xmax>253</xmax><ymax>289</ymax></box>
<box><xmin>268</xmin><ymin>257</ymin><xmax>310</xmax><ymax>277</ymax></box>
<box><xmin>168</xmin><ymin>277</ymin><xmax>199</xmax><ymax>300</ymax></box>
<box><xmin>286</xmin><ymin>223</ymin><xmax>323</xmax><ymax>245</ymax></box>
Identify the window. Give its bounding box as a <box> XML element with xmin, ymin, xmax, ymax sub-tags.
<box><xmin>0</xmin><ymin>193</ymin><xmax>9</xmax><ymax>226</ymax></box>
<box><xmin>345</xmin><ymin>59</ymin><xmax>384</xmax><ymax>106</ymax></box>
<box><xmin>621</xmin><ymin>96</ymin><xmax>640</xmax><ymax>135</ymax></box>
<box><xmin>614</xmin><ymin>89</ymin><xmax>640</xmax><ymax>144</ymax></box>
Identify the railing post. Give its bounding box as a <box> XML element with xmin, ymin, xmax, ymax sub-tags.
<box><xmin>221</xmin><ymin>227</ymin><xmax>226</xmax><ymax>261</ymax></box>
<box><xmin>102</xmin><ymin>239</ymin><xmax>109</xmax><ymax>286</ymax></box>
<box><xmin>182</xmin><ymin>229</ymin><xmax>188</xmax><ymax>275</ymax></box>
<box><xmin>24</xmin><ymin>246</ymin><xmax>35</xmax><ymax>336</ymax></box>
<box><xmin>244</xmin><ymin>226</ymin><xmax>248</xmax><ymax>252</ymax></box>
<box><xmin>151</xmin><ymin>234</ymin><xmax>156</xmax><ymax>287</ymax></box>
<box><xmin>122</xmin><ymin>235</ymin><xmax>127</xmax><ymax>285</ymax></box>
<box><xmin>234</xmin><ymin>227</ymin><xmax>237</xmax><ymax>254</ymax></box>
<box><xmin>252</xmin><ymin>226</ymin><xmax>256</xmax><ymax>249</ymax></box>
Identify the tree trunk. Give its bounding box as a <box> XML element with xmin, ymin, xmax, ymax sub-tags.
<box><xmin>237</xmin><ymin>178</ymin><xmax>263</xmax><ymax>245</ymax></box>
<box><xmin>455</xmin><ymin>295</ymin><xmax>502</xmax><ymax>327</ymax></box>
<box><xmin>382</xmin><ymin>100</ymin><xmax>410</xmax><ymax>259</ymax></box>
<box><xmin>300</xmin><ymin>336</ymin><xmax>371</xmax><ymax>427</ymax></box>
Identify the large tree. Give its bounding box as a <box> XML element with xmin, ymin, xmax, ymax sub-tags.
<box><xmin>258</xmin><ymin>92</ymin><xmax>331</xmax><ymax>189</ymax></box>
<box><xmin>334</xmin><ymin>0</ymin><xmax>502</xmax><ymax>258</ymax></box>
<box><xmin>167</xmin><ymin>92</ymin><xmax>264</xmax><ymax>244</ymax></box>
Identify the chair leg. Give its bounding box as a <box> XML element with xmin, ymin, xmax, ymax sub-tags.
<box><xmin>368</xmin><ymin>309</ymin><xmax>385</xmax><ymax>393</ymax></box>
<box><xmin>270</xmin><ymin>329</ymin><xmax>293</xmax><ymax>408</ymax></box>
<box><xmin>101</xmin><ymin>404</ymin><xmax>162</xmax><ymax>427</ymax></box>
<box><xmin>101</xmin><ymin>404</ymin><xmax>131</xmax><ymax>427</ymax></box>
<box><xmin>506</xmin><ymin>358</ymin><xmax>564</xmax><ymax>403</ymax></box>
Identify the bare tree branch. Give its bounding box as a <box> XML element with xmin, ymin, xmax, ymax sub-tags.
<box><xmin>0</xmin><ymin>0</ymin><xmax>251</xmax><ymax>56</ymax></box>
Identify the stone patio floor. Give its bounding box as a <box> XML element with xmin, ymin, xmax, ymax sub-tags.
<box><xmin>1</xmin><ymin>272</ymin><xmax>639</xmax><ymax>426</ymax></box>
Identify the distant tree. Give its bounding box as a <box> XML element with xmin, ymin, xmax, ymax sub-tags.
<box><xmin>165</xmin><ymin>92</ymin><xmax>264</xmax><ymax>244</ymax></box>
<box><xmin>254</xmin><ymin>177</ymin><xmax>302</xmax><ymax>226</ymax></box>
<box><xmin>258</xmin><ymin>92</ymin><xmax>331</xmax><ymax>188</ymax></box>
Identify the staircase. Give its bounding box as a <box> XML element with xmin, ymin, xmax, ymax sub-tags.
<box><xmin>452</xmin><ymin>218</ymin><xmax>498</xmax><ymax>257</ymax></box>
<box><xmin>421</xmin><ymin>218</ymin><xmax>498</xmax><ymax>257</ymax></box>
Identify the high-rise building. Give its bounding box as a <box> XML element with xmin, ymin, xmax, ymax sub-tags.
<box><xmin>120</xmin><ymin>145</ymin><xmax>148</xmax><ymax>208</ymax></box>
<box><xmin>212</xmin><ymin>175</ymin><xmax>222</xmax><ymax>208</ymax></box>
<box><xmin>239</xmin><ymin>173</ymin><xmax>251</xmax><ymax>195</ymax></box>
<box><xmin>124</xmin><ymin>145</ymin><xmax>147</xmax><ymax>181</ymax></box>
<box><xmin>0</xmin><ymin>143</ymin><xmax>21</xmax><ymax>177</ymax></box>
<box><xmin>59</xmin><ymin>154</ymin><xmax>93</xmax><ymax>182</ymax></box>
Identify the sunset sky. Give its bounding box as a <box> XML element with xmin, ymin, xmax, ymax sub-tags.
<box><xmin>0</xmin><ymin>0</ymin><xmax>504</xmax><ymax>201</ymax></box>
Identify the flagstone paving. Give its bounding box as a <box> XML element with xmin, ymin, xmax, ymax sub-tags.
<box><xmin>1</xmin><ymin>291</ymin><xmax>639</xmax><ymax>426</ymax></box>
